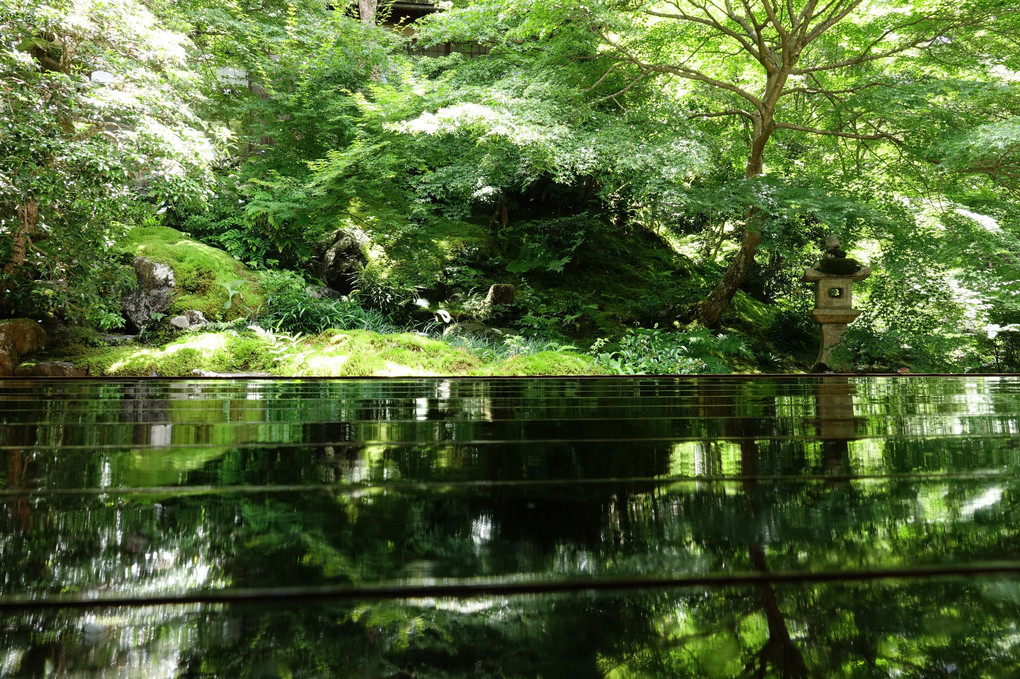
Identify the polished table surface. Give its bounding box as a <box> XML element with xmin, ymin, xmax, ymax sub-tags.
<box><xmin>1</xmin><ymin>376</ymin><xmax>1019</xmax><ymax>677</ymax></box>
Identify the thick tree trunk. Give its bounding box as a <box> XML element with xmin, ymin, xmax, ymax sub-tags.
<box><xmin>695</xmin><ymin>224</ymin><xmax>763</xmax><ymax>328</ymax></box>
<box><xmin>741</xmin><ymin>440</ymin><xmax>811</xmax><ymax>679</ymax></box>
<box><xmin>359</xmin><ymin>0</ymin><xmax>377</xmax><ymax>25</ymax></box>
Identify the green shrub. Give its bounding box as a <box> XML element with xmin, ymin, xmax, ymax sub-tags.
<box><xmin>256</xmin><ymin>270</ymin><xmax>395</xmax><ymax>335</ymax></box>
<box><xmin>590</xmin><ymin>326</ymin><xmax>753</xmax><ymax>374</ymax></box>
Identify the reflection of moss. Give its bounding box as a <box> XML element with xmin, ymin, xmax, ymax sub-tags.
<box><xmin>121</xmin><ymin>226</ymin><xmax>265</xmax><ymax>320</ymax></box>
<box><xmin>122</xmin><ymin>447</ymin><xmax>231</xmax><ymax>488</ymax></box>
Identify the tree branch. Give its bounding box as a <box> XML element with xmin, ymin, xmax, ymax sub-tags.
<box><xmin>794</xmin><ymin>15</ymin><xmax>935</xmax><ymax>74</ymax></box>
<box><xmin>585</xmin><ymin>62</ymin><xmax>626</xmax><ymax>92</ymax></box>
<box><xmin>779</xmin><ymin>81</ymin><xmax>892</xmax><ymax>98</ymax></box>
<box><xmin>644</xmin><ymin>6</ymin><xmax>762</xmax><ymax>62</ymax></box>
<box><xmin>806</xmin><ymin>0</ymin><xmax>862</xmax><ymax>44</ymax></box>
<box><xmin>648</xmin><ymin>62</ymin><xmax>764</xmax><ymax>109</ymax></box>
<box><xmin>775</xmin><ymin>121</ymin><xmax>900</xmax><ymax>143</ymax></box>
<box><xmin>595</xmin><ymin>71</ymin><xmax>654</xmax><ymax>104</ymax></box>
<box><xmin>795</xmin><ymin>0</ymin><xmax>821</xmax><ymax>34</ymax></box>
<box><xmin>595</xmin><ymin>28</ymin><xmax>763</xmax><ymax>109</ymax></box>
<box><xmin>786</xmin><ymin>0</ymin><xmax>797</xmax><ymax>31</ymax></box>
<box><xmin>759</xmin><ymin>0</ymin><xmax>788</xmax><ymax>38</ymax></box>
<box><xmin>689</xmin><ymin>109</ymin><xmax>756</xmax><ymax>121</ymax></box>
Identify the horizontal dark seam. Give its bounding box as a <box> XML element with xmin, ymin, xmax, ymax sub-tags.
<box><xmin>3</xmin><ymin>432</ymin><xmax>1019</xmax><ymax>451</ymax></box>
<box><xmin>0</xmin><ymin>470</ymin><xmax>1016</xmax><ymax>498</ymax></box>
<box><xmin>2</xmin><ymin>373</ymin><xmax>1020</xmax><ymax>383</ymax></box>
<box><xmin>2</xmin><ymin>563</ymin><xmax>1019</xmax><ymax>611</ymax></box>
<box><xmin>1</xmin><ymin>409</ymin><xmax>1011</xmax><ymax>420</ymax></box>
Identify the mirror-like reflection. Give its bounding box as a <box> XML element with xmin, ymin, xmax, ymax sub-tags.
<box><xmin>1</xmin><ymin>376</ymin><xmax>1019</xmax><ymax>677</ymax></box>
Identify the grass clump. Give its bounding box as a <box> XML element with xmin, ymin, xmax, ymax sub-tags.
<box><xmin>469</xmin><ymin>351</ymin><xmax>603</xmax><ymax>376</ymax></box>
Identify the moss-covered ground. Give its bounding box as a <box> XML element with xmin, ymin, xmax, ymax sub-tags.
<box><xmin>43</xmin><ymin>327</ymin><xmax>604</xmax><ymax>377</ymax></box>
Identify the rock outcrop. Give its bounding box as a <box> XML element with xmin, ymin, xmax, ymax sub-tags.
<box><xmin>320</xmin><ymin>229</ymin><xmax>366</xmax><ymax>295</ymax></box>
<box><xmin>0</xmin><ymin>319</ymin><xmax>47</xmax><ymax>377</ymax></box>
<box><xmin>122</xmin><ymin>256</ymin><xmax>175</xmax><ymax>333</ymax></box>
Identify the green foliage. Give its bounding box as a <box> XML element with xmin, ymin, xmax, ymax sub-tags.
<box><xmin>305</xmin><ymin>2</ymin><xmax>710</xmax><ymax>270</ymax></box>
<box><xmin>167</xmin><ymin>4</ymin><xmax>394</xmax><ymax>273</ymax></box>
<box><xmin>501</xmin><ymin>214</ymin><xmax>600</xmax><ymax>274</ymax></box>
<box><xmin>4</xmin><ymin>0</ymin><xmax>1018</xmax><ymax>370</ymax></box>
<box><xmin>761</xmin><ymin>295</ymin><xmax>818</xmax><ymax>361</ymax></box>
<box><xmin>256</xmin><ymin>270</ymin><xmax>395</xmax><ymax>335</ymax></box>
<box><xmin>591</xmin><ymin>326</ymin><xmax>753</xmax><ymax>374</ymax></box>
<box><xmin>0</xmin><ymin>0</ymin><xmax>216</xmax><ymax>325</ymax></box>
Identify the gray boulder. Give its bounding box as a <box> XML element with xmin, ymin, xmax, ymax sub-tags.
<box><xmin>22</xmin><ymin>361</ymin><xmax>87</xmax><ymax>377</ymax></box>
<box><xmin>320</xmin><ymin>229</ymin><xmax>366</xmax><ymax>295</ymax></box>
<box><xmin>484</xmin><ymin>284</ymin><xmax>516</xmax><ymax>306</ymax></box>
<box><xmin>170</xmin><ymin>310</ymin><xmax>210</xmax><ymax>330</ymax></box>
<box><xmin>122</xmin><ymin>256</ymin><xmax>175</xmax><ymax>333</ymax></box>
<box><xmin>185</xmin><ymin>310</ymin><xmax>209</xmax><ymax>326</ymax></box>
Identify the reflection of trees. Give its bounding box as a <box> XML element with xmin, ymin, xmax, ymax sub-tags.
<box><xmin>742</xmin><ymin>439</ymin><xmax>810</xmax><ymax>679</ymax></box>
<box><xmin>2</xmin><ymin>377</ymin><xmax>1020</xmax><ymax>675</ymax></box>
<box><xmin>732</xmin><ymin>379</ymin><xmax>856</xmax><ymax>677</ymax></box>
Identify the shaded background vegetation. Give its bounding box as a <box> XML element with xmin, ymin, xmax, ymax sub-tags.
<box><xmin>2</xmin><ymin>0</ymin><xmax>1020</xmax><ymax>373</ymax></box>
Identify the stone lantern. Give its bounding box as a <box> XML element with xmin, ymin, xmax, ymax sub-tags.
<box><xmin>801</xmin><ymin>236</ymin><xmax>871</xmax><ymax>372</ymax></box>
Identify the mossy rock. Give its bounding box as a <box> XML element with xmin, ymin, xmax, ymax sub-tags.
<box><xmin>121</xmin><ymin>226</ymin><xmax>265</xmax><ymax>321</ymax></box>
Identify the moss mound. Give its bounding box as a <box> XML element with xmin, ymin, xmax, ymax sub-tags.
<box><xmin>69</xmin><ymin>330</ymin><xmax>275</xmax><ymax>376</ymax></box>
<box><xmin>122</xmin><ymin>226</ymin><xmax>265</xmax><ymax>321</ymax></box>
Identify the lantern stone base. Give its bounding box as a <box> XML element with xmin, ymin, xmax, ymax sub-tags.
<box><xmin>810</xmin><ymin>308</ymin><xmax>861</xmax><ymax>372</ymax></box>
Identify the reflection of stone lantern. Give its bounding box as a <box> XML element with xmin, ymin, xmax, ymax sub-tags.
<box><xmin>811</xmin><ymin>376</ymin><xmax>860</xmax><ymax>478</ymax></box>
<box><xmin>801</xmin><ymin>236</ymin><xmax>871</xmax><ymax>372</ymax></box>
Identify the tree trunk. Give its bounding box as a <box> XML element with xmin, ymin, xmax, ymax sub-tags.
<box><xmin>695</xmin><ymin>224</ymin><xmax>763</xmax><ymax>328</ymax></box>
<box><xmin>741</xmin><ymin>439</ymin><xmax>811</xmax><ymax>679</ymax></box>
<box><xmin>694</xmin><ymin>74</ymin><xmax>784</xmax><ymax>327</ymax></box>
<box><xmin>359</xmin><ymin>0</ymin><xmax>377</xmax><ymax>25</ymax></box>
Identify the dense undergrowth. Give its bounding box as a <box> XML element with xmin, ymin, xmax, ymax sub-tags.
<box><xmin>28</xmin><ymin>221</ymin><xmax>799</xmax><ymax>376</ymax></box>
